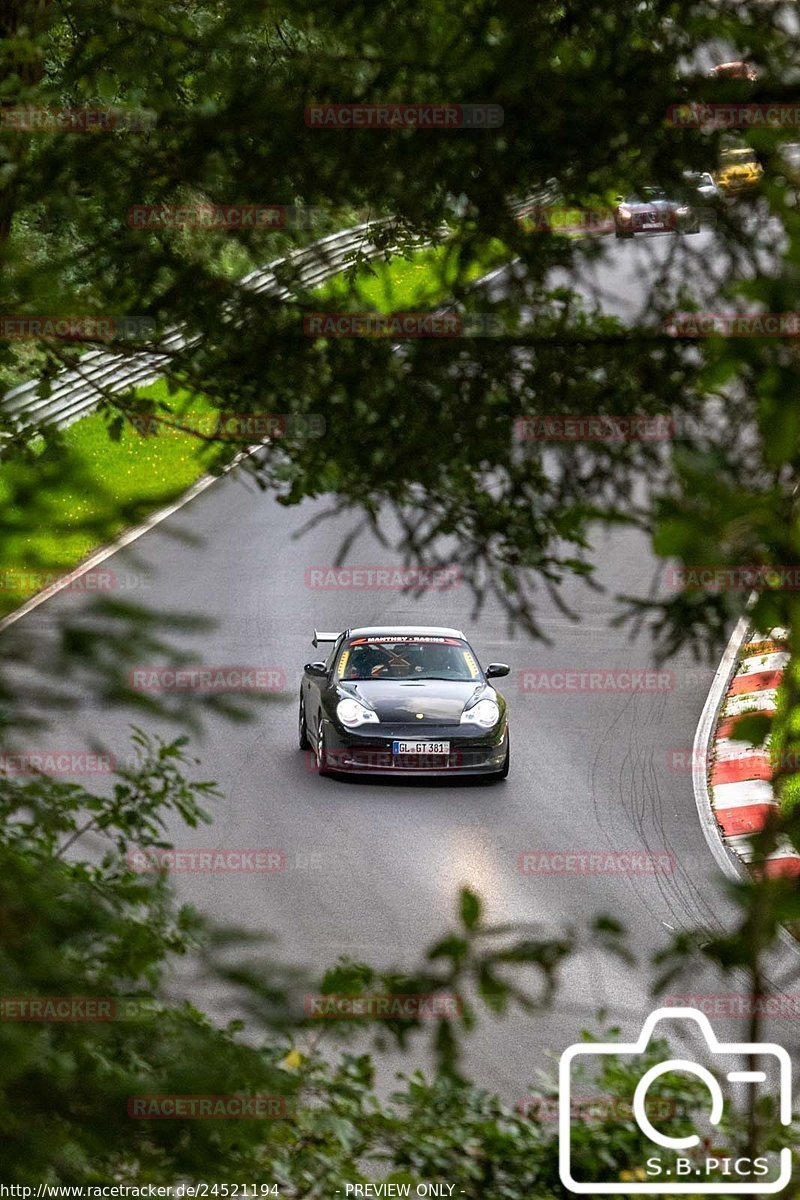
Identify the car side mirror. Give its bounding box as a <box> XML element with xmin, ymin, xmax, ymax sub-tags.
<box><xmin>304</xmin><ymin>661</ymin><xmax>328</xmax><ymax>678</ymax></box>
<box><xmin>485</xmin><ymin>663</ymin><xmax>510</xmax><ymax>678</ymax></box>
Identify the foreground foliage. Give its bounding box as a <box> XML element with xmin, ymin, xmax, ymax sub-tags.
<box><xmin>0</xmin><ymin>737</ymin><xmax>795</xmax><ymax>1190</ymax></box>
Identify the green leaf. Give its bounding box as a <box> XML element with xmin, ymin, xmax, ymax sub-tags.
<box><xmin>729</xmin><ymin>713</ymin><xmax>772</xmax><ymax>747</ymax></box>
<box><xmin>459</xmin><ymin>888</ymin><xmax>482</xmax><ymax>931</ymax></box>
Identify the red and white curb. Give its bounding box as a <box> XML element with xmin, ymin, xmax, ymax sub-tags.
<box><xmin>698</xmin><ymin>624</ymin><xmax>800</xmax><ymax>879</ymax></box>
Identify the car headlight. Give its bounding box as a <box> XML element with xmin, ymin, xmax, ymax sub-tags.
<box><xmin>676</xmin><ymin>205</ymin><xmax>690</xmax><ymax>216</ymax></box>
<box><xmin>336</xmin><ymin>698</ymin><xmax>379</xmax><ymax>727</ymax></box>
<box><xmin>460</xmin><ymin>698</ymin><xmax>501</xmax><ymax>729</ymax></box>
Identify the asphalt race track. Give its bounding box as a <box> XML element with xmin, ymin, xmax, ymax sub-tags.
<box><xmin>6</xmin><ymin>227</ymin><xmax>799</xmax><ymax>1100</ymax></box>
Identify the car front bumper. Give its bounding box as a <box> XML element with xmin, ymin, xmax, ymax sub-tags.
<box><xmin>615</xmin><ymin>219</ymin><xmax>673</xmax><ymax>236</ymax></box>
<box><xmin>319</xmin><ymin>721</ymin><xmax>509</xmax><ymax>777</ymax></box>
<box><xmin>719</xmin><ymin>176</ymin><xmax>760</xmax><ymax>192</ymax></box>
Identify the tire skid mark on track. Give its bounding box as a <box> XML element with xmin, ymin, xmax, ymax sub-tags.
<box><xmin>628</xmin><ymin>688</ymin><xmax>724</xmax><ymax>931</ymax></box>
<box><xmin>616</xmin><ymin>676</ymin><xmax>792</xmax><ymax>999</ymax></box>
<box><xmin>590</xmin><ymin>684</ymin><xmax>726</xmax><ymax>949</ymax></box>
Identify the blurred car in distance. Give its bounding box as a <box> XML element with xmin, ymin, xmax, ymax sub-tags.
<box><xmin>715</xmin><ymin>147</ymin><xmax>764</xmax><ymax>194</ymax></box>
<box><xmin>613</xmin><ymin>181</ymin><xmax>712</xmax><ymax>238</ymax></box>
<box><xmin>682</xmin><ymin>170</ymin><xmax>722</xmax><ymax>207</ymax></box>
<box><xmin>709</xmin><ymin>61</ymin><xmax>758</xmax><ymax>81</ymax></box>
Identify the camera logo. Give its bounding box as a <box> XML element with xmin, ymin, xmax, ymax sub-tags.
<box><xmin>559</xmin><ymin>1006</ymin><xmax>792</xmax><ymax>1194</ymax></box>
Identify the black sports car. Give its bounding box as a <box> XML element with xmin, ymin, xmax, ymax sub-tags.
<box><xmin>298</xmin><ymin>626</ymin><xmax>510</xmax><ymax>779</ymax></box>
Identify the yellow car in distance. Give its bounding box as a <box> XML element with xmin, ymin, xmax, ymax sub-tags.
<box><xmin>715</xmin><ymin>147</ymin><xmax>764</xmax><ymax>194</ymax></box>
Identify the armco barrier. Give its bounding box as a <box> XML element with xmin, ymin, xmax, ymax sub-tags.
<box><xmin>0</xmin><ymin>219</ymin><xmax>398</xmax><ymax>435</ymax></box>
<box><xmin>0</xmin><ymin>188</ymin><xmax>557</xmax><ymax>437</ymax></box>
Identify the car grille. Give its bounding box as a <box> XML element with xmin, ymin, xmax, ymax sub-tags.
<box><xmin>392</xmin><ymin>752</ymin><xmax>462</xmax><ymax>769</ymax></box>
<box><xmin>329</xmin><ymin>748</ymin><xmax>488</xmax><ymax>770</ymax></box>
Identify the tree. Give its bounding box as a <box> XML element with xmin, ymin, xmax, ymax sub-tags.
<box><xmin>0</xmin><ymin>736</ymin><xmax>764</xmax><ymax>1191</ymax></box>
<box><xmin>0</xmin><ymin>0</ymin><xmax>797</xmax><ymax>646</ymax></box>
<box><xmin>2</xmin><ymin>0</ymin><xmax>800</xmax><ymax>1188</ymax></box>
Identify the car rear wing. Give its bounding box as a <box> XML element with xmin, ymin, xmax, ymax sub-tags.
<box><xmin>312</xmin><ymin>630</ymin><xmax>340</xmax><ymax>648</ymax></box>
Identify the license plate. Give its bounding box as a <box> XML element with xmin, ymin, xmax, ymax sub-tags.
<box><xmin>392</xmin><ymin>740</ymin><xmax>450</xmax><ymax>755</ymax></box>
<box><xmin>641</xmin><ymin>222</ymin><xmax>661</xmax><ymax>229</ymax></box>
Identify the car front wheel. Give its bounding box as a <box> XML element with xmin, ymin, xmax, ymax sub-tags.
<box><xmin>298</xmin><ymin>691</ymin><xmax>310</xmax><ymax>750</ymax></box>
<box><xmin>315</xmin><ymin>719</ymin><xmax>330</xmax><ymax>776</ymax></box>
<box><xmin>492</xmin><ymin>736</ymin><xmax>510</xmax><ymax>781</ymax></box>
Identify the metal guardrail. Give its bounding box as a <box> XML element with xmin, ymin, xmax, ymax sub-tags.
<box><xmin>0</xmin><ymin>218</ymin><xmax>397</xmax><ymax>434</ymax></box>
<box><xmin>0</xmin><ymin>189</ymin><xmax>557</xmax><ymax>436</ymax></box>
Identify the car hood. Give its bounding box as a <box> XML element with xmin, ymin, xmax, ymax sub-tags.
<box><xmin>628</xmin><ymin>199</ymin><xmax>676</xmax><ymax>213</ymax></box>
<box><xmin>720</xmin><ymin>162</ymin><xmax>760</xmax><ymax>176</ymax></box>
<box><xmin>338</xmin><ymin>678</ymin><xmax>486</xmax><ymax>724</ymax></box>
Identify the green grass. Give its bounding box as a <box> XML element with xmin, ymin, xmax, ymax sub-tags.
<box><xmin>316</xmin><ymin>238</ymin><xmax>510</xmax><ymax>309</ymax></box>
<box><xmin>0</xmin><ymin>238</ymin><xmax>512</xmax><ymax>618</ymax></box>
<box><xmin>0</xmin><ymin>380</ymin><xmax>225</xmax><ymax>615</ymax></box>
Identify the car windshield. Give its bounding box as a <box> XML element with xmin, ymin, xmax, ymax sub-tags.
<box><xmin>336</xmin><ymin>636</ymin><xmax>480</xmax><ymax>682</ymax></box>
<box><xmin>722</xmin><ymin>150</ymin><xmax>757</xmax><ymax>164</ymax></box>
<box><xmin>625</xmin><ymin>188</ymin><xmax>667</xmax><ymax>203</ymax></box>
